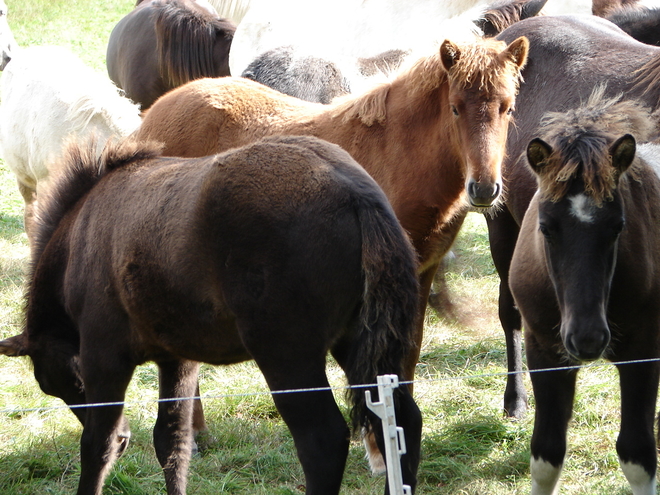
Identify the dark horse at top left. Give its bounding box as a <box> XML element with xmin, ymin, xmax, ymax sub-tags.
<box><xmin>0</xmin><ymin>135</ymin><xmax>422</xmax><ymax>495</ymax></box>
<box><xmin>106</xmin><ymin>0</ymin><xmax>235</xmax><ymax>110</ymax></box>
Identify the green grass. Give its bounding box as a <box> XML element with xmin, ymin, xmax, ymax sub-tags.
<box><xmin>0</xmin><ymin>1</ymin><xmax>652</xmax><ymax>494</ymax></box>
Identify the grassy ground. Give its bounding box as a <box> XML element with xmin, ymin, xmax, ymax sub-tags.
<box><xmin>0</xmin><ymin>1</ymin><xmax>651</xmax><ymax>493</ymax></box>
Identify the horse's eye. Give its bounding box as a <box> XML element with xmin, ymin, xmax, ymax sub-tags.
<box><xmin>539</xmin><ymin>223</ymin><xmax>551</xmax><ymax>238</ymax></box>
<box><xmin>451</xmin><ymin>105</ymin><xmax>459</xmax><ymax>116</ymax></box>
<box><xmin>507</xmin><ymin>107</ymin><xmax>514</xmax><ymax>115</ymax></box>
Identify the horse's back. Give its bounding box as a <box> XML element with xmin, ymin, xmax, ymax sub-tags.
<box><xmin>55</xmin><ymin>136</ymin><xmax>399</xmax><ymax>363</ymax></box>
<box><xmin>137</xmin><ymin>77</ymin><xmax>323</xmax><ymax>156</ymax></box>
<box><xmin>241</xmin><ymin>45</ymin><xmax>350</xmax><ymax>104</ymax></box>
<box><xmin>228</xmin><ymin>0</ymin><xmax>485</xmax><ymax>81</ymax></box>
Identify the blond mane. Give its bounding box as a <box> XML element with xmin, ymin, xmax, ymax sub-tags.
<box><xmin>534</xmin><ymin>87</ymin><xmax>655</xmax><ymax>205</ymax></box>
<box><xmin>330</xmin><ymin>37</ymin><xmax>525</xmax><ymax>126</ymax></box>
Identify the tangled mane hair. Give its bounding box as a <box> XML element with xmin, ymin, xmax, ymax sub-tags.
<box><xmin>330</xmin><ymin>37</ymin><xmax>525</xmax><ymax>126</ymax></box>
<box><xmin>533</xmin><ymin>86</ymin><xmax>655</xmax><ymax>205</ymax></box>
<box><xmin>31</xmin><ymin>139</ymin><xmax>163</xmax><ymax>270</ymax></box>
<box><xmin>632</xmin><ymin>52</ymin><xmax>660</xmax><ymax>110</ymax></box>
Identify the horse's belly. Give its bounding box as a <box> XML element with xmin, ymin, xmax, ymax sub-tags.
<box><xmin>136</xmin><ymin>316</ymin><xmax>252</xmax><ymax>366</ymax></box>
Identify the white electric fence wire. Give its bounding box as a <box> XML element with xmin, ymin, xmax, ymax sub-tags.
<box><xmin>2</xmin><ymin>357</ymin><xmax>659</xmax><ymax>416</ymax></box>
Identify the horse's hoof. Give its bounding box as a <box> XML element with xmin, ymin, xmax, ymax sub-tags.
<box><xmin>117</xmin><ymin>432</ymin><xmax>131</xmax><ymax>458</ymax></box>
<box><xmin>192</xmin><ymin>430</ymin><xmax>216</xmax><ymax>455</ymax></box>
<box><xmin>503</xmin><ymin>397</ymin><xmax>528</xmax><ymax>419</ymax></box>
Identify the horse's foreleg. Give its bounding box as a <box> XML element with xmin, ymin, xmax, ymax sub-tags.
<box><xmin>486</xmin><ymin>209</ymin><xmax>527</xmax><ymax>418</ymax></box>
<box><xmin>402</xmin><ymin>263</ymin><xmax>438</xmax><ymax>385</ymax></box>
<box><xmin>616</xmin><ymin>359</ymin><xmax>659</xmax><ymax>495</ymax></box>
<box><xmin>526</xmin><ymin>330</ymin><xmax>577</xmax><ymax>495</ymax></box>
<box><xmin>190</xmin><ymin>379</ymin><xmax>211</xmax><ymax>453</ymax></box>
<box><xmin>77</xmin><ymin>366</ymin><xmax>134</xmax><ymax>495</ymax></box>
<box><xmin>154</xmin><ymin>359</ymin><xmax>199</xmax><ymax>495</ymax></box>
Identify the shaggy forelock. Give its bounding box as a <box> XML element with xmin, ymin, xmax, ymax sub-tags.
<box><xmin>444</xmin><ymin>38</ymin><xmax>523</xmax><ymax>93</ymax></box>
<box><xmin>534</xmin><ymin>88</ymin><xmax>654</xmax><ymax>204</ymax></box>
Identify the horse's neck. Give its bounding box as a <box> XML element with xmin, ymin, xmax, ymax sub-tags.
<box><xmin>289</xmin><ymin>82</ymin><xmax>467</xmax><ymax>249</ymax></box>
<box><xmin>325</xmin><ymin>82</ymin><xmax>462</xmax><ymax>192</ymax></box>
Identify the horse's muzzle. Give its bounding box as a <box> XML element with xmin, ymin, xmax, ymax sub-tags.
<box><xmin>563</xmin><ymin>324</ymin><xmax>610</xmax><ymax>361</ymax></box>
<box><xmin>467</xmin><ymin>179</ymin><xmax>501</xmax><ymax>207</ymax></box>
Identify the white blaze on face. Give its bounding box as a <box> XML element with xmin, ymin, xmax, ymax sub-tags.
<box><xmin>569</xmin><ymin>194</ymin><xmax>596</xmax><ymax>223</ymax></box>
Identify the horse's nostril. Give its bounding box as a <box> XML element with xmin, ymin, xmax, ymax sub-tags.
<box><xmin>493</xmin><ymin>182</ymin><xmax>501</xmax><ymax>199</ymax></box>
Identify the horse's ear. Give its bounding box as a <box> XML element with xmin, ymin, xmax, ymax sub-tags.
<box><xmin>527</xmin><ymin>138</ymin><xmax>553</xmax><ymax>174</ymax></box>
<box><xmin>520</xmin><ymin>0</ymin><xmax>549</xmax><ymax>20</ymax></box>
<box><xmin>610</xmin><ymin>134</ymin><xmax>636</xmax><ymax>174</ymax></box>
<box><xmin>0</xmin><ymin>334</ymin><xmax>29</xmax><ymax>357</ymax></box>
<box><xmin>504</xmin><ymin>36</ymin><xmax>529</xmax><ymax>69</ymax></box>
<box><xmin>440</xmin><ymin>40</ymin><xmax>461</xmax><ymax>72</ymax></box>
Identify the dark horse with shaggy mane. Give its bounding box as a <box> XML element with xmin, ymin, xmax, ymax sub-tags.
<box><xmin>0</xmin><ymin>135</ymin><xmax>422</xmax><ymax>495</ymax></box>
<box><xmin>106</xmin><ymin>0</ymin><xmax>235</xmax><ymax>110</ymax></box>
<box><xmin>476</xmin><ymin>14</ymin><xmax>660</xmax><ymax>420</ymax></box>
<box><xmin>510</xmin><ymin>90</ymin><xmax>660</xmax><ymax>495</ymax></box>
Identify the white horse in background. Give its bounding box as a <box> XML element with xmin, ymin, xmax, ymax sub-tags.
<box><xmin>229</xmin><ymin>0</ymin><xmax>492</xmax><ymax>90</ymax></box>
<box><xmin>209</xmin><ymin>0</ymin><xmax>251</xmax><ymax>24</ymax></box>
<box><xmin>0</xmin><ymin>45</ymin><xmax>142</xmax><ymax>239</ymax></box>
<box><xmin>0</xmin><ymin>0</ymin><xmax>18</xmax><ymax>70</ymax></box>
<box><xmin>228</xmin><ymin>0</ymin><xmax>603</xmax><ymax>95</ymax></box>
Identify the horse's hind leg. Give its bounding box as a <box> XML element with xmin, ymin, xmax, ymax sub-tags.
<box><xmin>616</xmin><ymin>359</ymin><xmax>659</xmax><ymax>495</ymax></box>
<box><xmin>248</xmin><ymin>345</ymin><xmax>349</xmax><ymax>495</ymax></box>
<box><xmin>154</xmin><ymin>359</ymin><xmax>200</xmax><ymax>495</ymax></box>
<box><xmin>17</xmin><ymin>181</ymin><xmax>37</xmax><ymax>242</ymax></box>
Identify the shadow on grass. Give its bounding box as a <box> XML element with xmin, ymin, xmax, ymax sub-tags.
<box><xmin>420</xmin><ymin>416</ymin><xmax>530</xmax><ymax>488</ymax></box>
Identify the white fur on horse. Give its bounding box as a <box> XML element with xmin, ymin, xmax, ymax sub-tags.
<box><xmin>0</xmin><ymin>46</ymin><xmax>141</xmax><ymax>191</ymax></box>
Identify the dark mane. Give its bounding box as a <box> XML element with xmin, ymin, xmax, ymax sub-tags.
<box><xmin>478</xmin><ymin>0</ymin><xmax>547</xmax><ymax>37</ymax></box>
<box><xmin>607</xmin><ymin>7</ymin><xmax>660</xmax><ymax>46</ymax></box>
<box><xmin>632</xmin><ymin>48</ymin><xmax>660</xmax><ymax>106</ymax></box>
<box><xmin>532</xmin><ymin>88</ymin><xmax>654</xmax><ymax>204</ymax></box>
<box><xmin>155</xmin><ymin>0</ymin><xmax>235</xmax><ymax>87</ymax></box>
<box><xmin>32</xmin><ymin>139</ymin><xmax>163</xmax><ymax>266</ymax></box>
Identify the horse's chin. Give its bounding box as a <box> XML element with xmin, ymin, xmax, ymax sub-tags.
<box><xmin>467</xmin><ymin>194</ymin><xmax>504</xmax><ymax>213</ymax></box>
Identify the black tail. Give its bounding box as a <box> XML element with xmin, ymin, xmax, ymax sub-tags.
<box><xmin>345</xmin><ymin>194</ymin><xmax>420</xmax><ymax>432</ymax></box>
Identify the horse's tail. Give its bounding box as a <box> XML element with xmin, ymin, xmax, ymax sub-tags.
<box><xmin>346</xmin><ymin>189</ymin><xmax>420</xmax><ymax>433</ymax></box>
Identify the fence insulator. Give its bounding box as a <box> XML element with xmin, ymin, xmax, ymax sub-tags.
<box><xmin>365</xmin><ymin>374</ymin><xmax>411</xmax><ymax>495</ymax></box>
